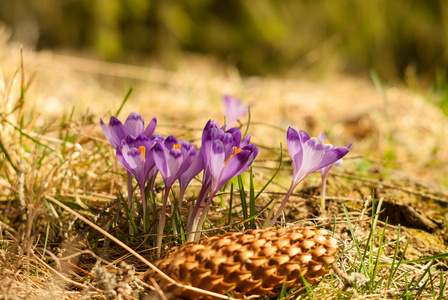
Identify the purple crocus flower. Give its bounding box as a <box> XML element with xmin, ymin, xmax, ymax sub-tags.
<box><xmin>116</xmin><ymin>135</ymin><xmax>156</xmax><ymax>219</ymax></box>
<box><xmin>100</xmin><ymin>112</ymin><xmax>157</xmax><ymax>210</ymax></box>
<box><xmin>317</xmin><ymin>132</ymin><xmax>353</xmax><ymax>179</ymax></box>
<box><xmin>208</xmin><ymin>141</ymin><xmax>259</xmax><ymax>194</ymax></box>
<box><xmin>188</xmin><ymin>120</ymin><xmax>259</xmax><ymax>241</ymax></box>
<box><xmin>177</xmin><ymin>147</ymin><xmax>204</xmax><ymax>210</ymax></box>
<box><xmin>100</xmin><ymin>112</ymin><xmax>157</xmax><ymax>149</ymax></box>
<box><xmin>153</xmin><ymin>136</ymin><xmax>196</xmax><ymax>190</ymax></box>
<box><xmin>265</xmin><ymin>127</ymin><xmax>350</xmax><ymax>227</ymax></box>
<box><xmin>188</xmin><ymin>120</ymin><xmax>232</xmax><ymax>222</ymax></box>
<box><xmin>152</xmin><ymin>135</ymin><xmax>196</xmax><ymax>256</ymax></box>
<box><xmin>318</xmin><ymin>132</ymin><xmax>353</xmax><ymax>212</ymax></box>
<box><xmin>146</xmin><ymin>133</ymin><xmax>165</xmax><ymax>190</ymax></box>
<box><xmin>222</xmin><ymin>95</ymin><xmax>250</xmax><ymax>127</ymax></box>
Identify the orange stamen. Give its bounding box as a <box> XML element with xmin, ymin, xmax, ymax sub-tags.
<box><xmin>225</xmin><ymin>147</ymin><xmax>243</xmax><ymax>166</ymax></box>
<box><xmin>138</xmin><ymin>146</ymin><xmax>146</xmax><ymax>161</ymax></box>
<box><xmin>173</xmin><ymin>144</ymin><xmax>181</xmax><ymax>150</ymax></box>
<box><xmin>317</xmin><ymin>137</ymin><xmax>331</xmax><ymax>144</ymax></box>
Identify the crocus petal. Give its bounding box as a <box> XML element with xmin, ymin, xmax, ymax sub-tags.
<box><xmin>208</xmin><ymin>127</ymin><xmax>225</xmax><ymax>142</ymax></box>
<box><xmin>220</xmin><ymin>133</ymin><xmax>235</xmax><ymax>159</ymax></box>
<box><xmin>298</xmin><ymin>130</ymin><xmax>311</xmax><ymax>143</ymax></box>
<box><xmin>109</xmin><ymin>117</ymin><xmax>128</xmax><ymax>147</ymax></box>
<box><xmin>203</xmin><ymin>126</ymin><xmax>225</xmax><ymax>168</ymax></box>
<box><xmin>133</xmin><ymin>135</ymin><xmax>156</xmax><ymax>177</ymax></box>
<box><xmin>200</xmin><ymin>119</ymin><xmax>258</xmax><ymax>195</ymax></box>
<box><xmin>202</xmin><ymin>120</ymin><xmax>220</xmax><ymax>145</ymax></box>
<box><xmin>226</xmin><ymin>127</ymin><xmax>242</xmax><ymax>148</ymax></box>
<box><xmin>177</xmin><ymin>144</ymin><xmax>196</xmax><ymax>178</ymax></box>
<box><xmin>223</xmin><ymin>95</ymin><xmax>249</xmax><ymax>126</ymax></box>
<box><xmin>153</xmin><ymin>137</ymin><xmax>197</xmax><ymax>189</ymax></box>
<box><xmin>147</xmin><ymin>164</ymin><xmax>159</xmax><ymax>186</ymax></box>
<box><xmin>218</xmin><ymin>145</ymin><xmax>259</xmax><ymax>191</ymax></box>
<box><xmin>318</xmin><ymin>131</ymin><xmax>327</xmax><ymax>142</ymax></box>
<box><xmin>165</xmin><ymin>148</ymin><xmax>183</xmax><ymax>187</ymax></box>
<box><xmin>150</xmin><ymin>133</ymin><xmax>165</xmax><ymax>145</ymax></box>
<box><xmin>241</xmin><ymin>135</ymin><xmax>251</xmax><ymax>147</ymax></box>
<box><xmin>164</xmin><ymin>135</ymin><xmax>178</xmax><ymax>149</ymax></box>
<box><xmin>100</xmin><ymin>118</ymin><xmax>117</xmax><ymax>149</ymax></box>
<box><xmin>143</xmin><ymin>116</ymin><xmax>157</xmax><ymax>138</ymax></box>
<box><xmin>334</xmin><ymin>159</ymin><xmax>343</xmax><ymax>168</ymax></box>
<box><xmin>122</xmin><ymin>144</ymin><xmax>143</xmax><ymax>170</ymax></box>
<box><xmin>215</xmin><ymin>150</ymin><xmax>252</xmax><ymax>192</ymax></box>
<box><xmin>320</xmin><ymin>165</ymin><xmax>332</xmax><ymax>179</ymax></box>
<box><xmin>153</xmin><ymin>142</ymin><xmax>169</xmax><ymax>181</ymax></box>
<box><xmin>287</xmin><ymin>127</ymin><xmax>302</xmax><ymax>160</ymax></box>
<box><xmin>117</xmin><ymin>142</ymin><xmax>146</xmax><ymax>187</ymax></box>
<box><xmin>179</xmin><ymin>147</ymin><xmax>204</xmax><ymax>189</ymax></box>
<box><xmin>179</xmin><ymin>139</ymin><xmax>194</xmax><ymax>154</ymax></box>
<box><xmin>314</xmin><ymin>147</ymin><xmax>349</xmax><ymax>171</ymax></box>
<box><xmin>210</xmin><ymin>140</ymin><xmax>226</xmax><ymax>184</ymax></box>
<box><xmin>324</xmin><ymin>143</ymin><xmax>336</xmax><ymax>151</ymax></box>
<box><xmin>293</xmin><ymin>137</ymin><xmax>325</xmax><ymax>183</ymax></box>
<box><xmin>124</xmin><ymin>112</ymin><xmax>145</xmax><ymax>138</ymax></box>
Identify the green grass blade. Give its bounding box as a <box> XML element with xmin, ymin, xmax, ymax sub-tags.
<box><xmin>254</xmin><ymin>143</ymin><xmax>282</xmax><ymax>202</ymax></box>
<box><xmin>413</xmin><ymin>261</ymin><xmax>434</xmax><ymax>296</ymax></box>
<box><xmin>249</xmin><ymin>166</ymin><xmax>255</xmax><ymax>229</ymax></box>
<box><xmin>278</xmin><ymin>279</ymin><xmax>288</xmax><ymax>299</ymax></box>
<box><xmin>0</xmin><ymin>138</ymin><xmax>18</xmax><ymax>173</ymax></box>
<box><xmin>115</xmin><ymin>87</ymin><xmax>133</xmax><ymax>117</ymax></box>
<box><xmin>5</xmin><ymin>120</ymin><xmax>61</xmax><ymax>159</ymax></box>
<box><xmin>227</xmin><ymin>182</ymin><xmax>234</xmax><ymax>226</ymax></box>
<box><xmin>387</xmin><ymin>253</ymin><xmax>448</xmax><ymax>265</ymax></box>
<box><xmin>243</xmin><ymin>105</ymin><xmax>251</xmax><ymax>137</ymax></box>
<box><xmin>237</xmin><ymin>174</ymin><xmax>248</xmax><ymax>230</ymax></box>
<box><xmin>300</xmin><ymin>271</ymin><xmax>317</xmax><ymax>299</ymax></box>
<box><xmin>438</xmin><ymin>270</ymin><xmax>446</xmax><ymax>300</ymax></box>
<box><xmin>121</xmin><ymin>196</ymin><xmax>139</xmax><ymax>235</ymax></box>
<box><xmin>387</xmin><ymin>224</ymin><xmax>401</xmax><ymax>289</ymax></box>
<box><xmin>370</xmin><ymin>217</ymin><xmax>388</xmax><ymax>291</ymax></box>
<box><xmin>343</xmin><ymin>204</ymin><xmax>368</xmax><ymax>275</ymax></box>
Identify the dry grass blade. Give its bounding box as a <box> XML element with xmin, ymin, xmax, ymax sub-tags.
<box><xmin>31</xmin><ymin>253</ymin><xmax>88</xmax><ymax>289</ymax></box>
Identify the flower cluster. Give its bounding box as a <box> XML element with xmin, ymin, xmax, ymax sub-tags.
<box><xmin>100</xmin><ymin>112</ymin><xmax>157</xmax><ymax>218</ymax></box>
<box><xmin>100</xmin><ymin>98</ymin><xmax>352</xmax><ymax>254</ymax></box>
<box><xmin>101</xmin><ymin>111</ymin><xmax>260</xmax><ymax>254</ymax></box>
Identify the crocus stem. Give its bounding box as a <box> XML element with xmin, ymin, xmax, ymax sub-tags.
<box><xmin>175</xmin><ymin>187</ymin><xmax>186</xmax><ymax>230</ymax></box>
<box><xmin>139</xmin><ymin>182</ymin><xmax>147</xmax><ymax>230</ymax></box>
<box><xmin>193</xmin><ymin>190</ymin><xmax>216</xmax><ymax>241</ymax></box>
<box><xmin>320</xmin><ymin>175</ymin><xmax>327</xmax><ymax>215</ymax></box>
<box><xmin>265</xmin><ymin>184</ymin><xmax>296</xmax><ymax>227</ymax></box>
<box><xmin>156</xmin><ymin>188</ymin><xmax>169</xmax><ymax>258</ymax></box>
<box><xmin>187</xmin><ymin>185</ymin><xmax>209</xmax><ymax>239</ymax></box>
<box><xmin>126</xmin><ymin>170</ymin><xmax>132</xmax><ymax>208</ymax></box>
<box><xmin>127</xmin><ymin>171</ymin><xmax>136</xmax><ymax>235</ymax></box>
<box><xmin>178</xmin><ymin>187</ymin><xmax>186</xmax><ymax>213</ymax></box>
<box><xmin>148</xmin><ymin>175</ymin><xmax>156</xmax><ymax>213</ymax></box>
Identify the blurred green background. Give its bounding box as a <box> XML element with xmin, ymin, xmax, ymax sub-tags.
<box><xmin>1</xmin><ymin>1</ymin><xmax>448</xmax><ymax>88</ymax></box>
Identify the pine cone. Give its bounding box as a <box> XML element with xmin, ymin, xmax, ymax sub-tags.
<box><xmin>144</xmin><ymin>227</ymin><xmax>337</xmax><ymax>299</ymax></box>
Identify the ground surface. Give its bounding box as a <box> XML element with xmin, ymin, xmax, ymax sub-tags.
<box><xmin>1</xmin><ymin>32</ymin><xmax>448</xmax><ymax>299</ymax></box>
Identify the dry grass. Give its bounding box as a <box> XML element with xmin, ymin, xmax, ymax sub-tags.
<box><xmin>1</xmin><ymin>30</ymin><xmax>448</xmax><ymax>299</ymax></box>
